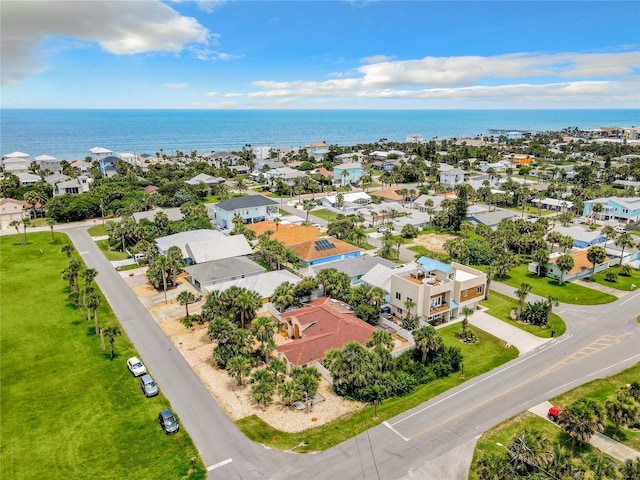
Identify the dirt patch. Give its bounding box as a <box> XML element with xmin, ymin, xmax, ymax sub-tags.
<box><xmin>126</xmin><ymin>273</ymin><xmax>366</xmax><ymax>433</ymax></box>
<box><xmin>407</xmin><ymin>233</ymin><xmax>458</xmax><ymax>254</ymax></box>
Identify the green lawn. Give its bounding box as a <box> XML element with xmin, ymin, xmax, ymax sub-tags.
<box><xmin>87</xmin><ymin>224</ymin><xmax>109</xmax><ymax>237</ymax></box>
<box><xmin>96</xmin><ymin>239</ymin><xmax>130</xmax><ymax>261</ymax></box>
<box><xmin>202</xmin><ymin>193</ymin><xmax>246</xmax><ymax>204</ymax></box>
<box><xmin>236</xmin><ymin>324</ymin><xmax>518</xmax><ymax>452</ymax></box>
<box><xmin>592</xmin><ymin>264</ymin><xmax>640</xmax><ymax>291</ymax></box>
<box><xmin>489</xmin><ymin>264</ymin><xmax>617</xmax><ymax>305</ymax></box>
<box><xmin>552</xmin><ymin>363</ymin><xmax>640</xmax><ymax>451</ymax></box>
<box><xmin>480</xmin><ymin>291</ymin><xmax>566</xmax><ymax>338</ymax></box>
<box><xmin>311</xmin><ymin>209</ymin><xmax>340</xmax><ymax>223</ymax></box>
<box><xmin>0</xmin><ymin>233</ymin><xmax>205</xmax><ymax>479</ymax></box>
<box><xmin>470</xmin><ymin>362</ymin><xmax>640</xmax><ymax>479</ymax></box>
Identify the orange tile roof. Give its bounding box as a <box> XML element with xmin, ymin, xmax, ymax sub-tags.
<box><xmin>371</xmin><ymin>187</ymin><xmax>404</xmax><ymax>201</ymax></box>
<box><xmin>316</xmin><ymin>167</ymin><xmax>333</xmax><ymax>177</ymax></box>
<box><xmin>277</xmin><ymin>302</ymin><xmax>375</xmax><ymax>366</ymax></box>
<box><xmin>288</xmin><ymin>237</ymin><xmax>361</xmax><ymax>262</ymax></box>
<box><xmin>246</xmin><ymin>221</ymin><xmax>320</xmax><ymax>246</ymax></box>
<box><xmin>549</xmin><ymin>250</ymin><xmax>610</xmax><ymax>274</ymax></box>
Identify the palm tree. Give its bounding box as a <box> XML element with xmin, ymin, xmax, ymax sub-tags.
<box><xmin>532</xmin><ymin>247</ymin><xmax>550</xmax><ymax>277</ymax></box>
<box><xmin>279</xmin><ymin>380</ymin><xmax>304</xmax><ymax>406</ymax></box>
<box><xmin>226</xmin><ymin>355</ymin><xmax>251</xmax><ymax>386</ymax></box>
<box><xmin>601</xmin><ymin>226</ymin><xmax>617</xmax><ymax>249</ymax></box>
<box><xmin>349</xmin><ymin>226</ymin><xmax>367</xmax><ymax>246</ymax></box>
<box><xmin>273</xmin><ymin>216</ymin><xmax>281</xmax><ymax>231</ymax></box>
<box><xmin>61</xmin><ymin>243</ymin><xmax>75</xmax><ymax>259</ymax></box>
<box><xmin>165</xmin><ymin>246</ymin><xmax>185</xmax><ymax>285</ymax></box>
<box><xmin>266</xmin><ymin>358</ymin><xmax>287</xmax><ymax>385</ymax></box>
<box><xmin>606</xmin><ymin>395</ymin><xmax>638</xmax><ymax>437</ymax></box>
<box><xmin>250</xmin><ymin>316</ymin><xmax>276</xmax><ymax>363</ymax></box>
<box><xmin>461</xmin><ymin>306</ymin><xmax>475</xmax><ymax>332</ymax></box>
<box><xmin>412</xmin><ymin>325</ymin><xmax>441</xmax><ymax>364</ymax></box>
<box><xmin>514</xmin><ymin>283</ymin><xmax>532</xmax><ymax>321</ymax></box>
<box><xmin>556</xmin><ymin>254</ymin><xmax>574</xmax><ymax>285</ymax></box>
<box><xmin>559</xmin><ymin>398</ymin><xmax>605</xmax><ymax>452</ymax></box>
<box><xmin>505</xmin><ymin>429</ymin><xmax>554</xmax><ymax>475</ymax></box>
<box><xmin>177</xmin><ymin>290</ymin><xmax>196</xmax><ymax>317</ymax></box>
<box><xmin>586</xmin><ymin>245</ymin><xmax>607</xmax><ymax>280</ymax></box>
<box><xmin>251</xmin><ymin>377</ymin><xmax>275</xmax><ymax>410</ymax></box>
<box><xmin>615</xmin><ymin>233</ymin><xmax>635</xmax><ymax>266</ymax></box>
<box><xmin>19</xmin><ymin>217</ymin><xmax>31</xmax><ymax>245</ymax></box>
<box><xmin>545</xmin><ymin>296</ymin><xmax>559</xmax><ymax>325</ymax></box>
<box><xmin>235</xmin><ymin>290</ymin><xmax>261</xmax><ymax>329</ymax></box>
<box><xmin>591</xmin><ymin>202</ymin><xmax>603</xmax><ymax>222</ymax></box>
<box><xmin>403</xmin><ymin>298</ymin><xmax>416</xmax><ymax>322</ymax></box>
<box><xmin>102</xmin><ymin>326</ymin><xmax>121</xmax><ymax>359</ymax></box>
<box><xmin>87</xmin><ymin>293</ymin><xmax>102</xmax><ymax>335</ymax></box>
<box><xmin>46</xmin><ymin>217</ymin><xmax>57</xmax><ymax>242</ymax></box>
<box><xmin>484</xmin><ymin>265</ymin><xmax>495</xmax><ymax>300</ymax></box>
<box><xmin>154</xmin><ymin>255</ymin><xmax>170</xmax><ymax>303</ymax></box>
<box><xmin>366</xmin><ymin>329</ymin><xmax>394</xmax><ymax>351</ymax></box>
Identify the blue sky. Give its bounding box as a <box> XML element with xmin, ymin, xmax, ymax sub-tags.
<box><xmin>2</xmin><ymin>0</ymin><xmax>639</xmax><ymax>109</ymax></box>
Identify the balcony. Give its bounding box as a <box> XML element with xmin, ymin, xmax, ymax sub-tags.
<box><xmin>428</xmin><ymin>303</ymin><xmax>449</xmax><ymax>316</ymax></box>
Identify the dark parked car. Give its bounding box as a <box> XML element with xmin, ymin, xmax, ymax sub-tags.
<box><xmin>140</xmin><ymin>374</ymin><xmax>159</xmax><ymax>397</ymax></box>
<box><xmin>158</xmin><ymin>409</ymin><xmax>179</xmax><ymax>434</ymax></box>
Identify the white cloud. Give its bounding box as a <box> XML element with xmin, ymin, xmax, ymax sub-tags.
<box><xmin>361</xmin><ymin>55</ymin><xmax>394</xmax><ymax>64</ymax></box>
<box><xmin>164</xmin><ymin>83</ymin><xmax>187</xmax><ymax>89</ymax></box>
<box><xmin>189</xmin><ymin>47</ymin><xmax>242</xmax><ymax>61</ymax></box>
<box><xmin>247</xmin><ymin>51</ymin><xmax>639</xmax><ymax>107</ymax></box>
<box><xmin>1</xmin><ymin>0</ymin><xmax>210</xmax><ymax>86</ymax></box>
<box><xmin>170</xmin><ymin>0</ymin><xmax>228</xmax><ymax>14</ymax></box>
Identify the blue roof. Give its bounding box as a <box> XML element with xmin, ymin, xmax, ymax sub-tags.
<box><xmin>450</xmin><ymin>300</ymin><xmax>458</xmax><ymax>309</ymax></box>
<box><xmin>417</xmin><ymin>256</ymin><xmax>452</xmax><ymax>273</ymax></box>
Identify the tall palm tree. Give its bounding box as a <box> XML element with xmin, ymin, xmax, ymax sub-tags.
<box><xmin>601</xmin><ymin>226</ymin><xmax>617</xmax><ymax>249</ymax></box>
<box><xmin>514</xmin><ymin>283</ymin><xmax>532</xmax><ymax>321</ymax></box>
<box><xmin>586</xmin><ymin>246</ymin><xmax>607</xmax><ymax>280</ymax></box>
<box><xmin>226</xmin><ymin>355</ymin><xmax>251</xmax><ymax>386</ymax></box>
<box><xmin>556</xmin><ymin>254</ymin><xmax>574</xmax><ymax>285</ymax></box>
<box><xmin>532</xmin><ymin>248</ymin><xmax>550</xmax><ymax>277</ymax></box>
<box><xmin>177</xmin><ymin>290</ymin><xmax>196</xmax><ymax>317</ymax></box>
<box><xmin>250</xmin><ymin>316</ymin><xmax>276</xmax><ymax>363</ymax></box>
<box><xmin>461</xmin><ymin>306</ymin><xmax>475</xmax><ymax>332</ymax></box>
<box><xmin>412</xmin><ymin>325</ymin><xmax>442</xmax><ymax>364</ymax></box>
<box><xmin>559</xmin><ymin>398</ymin><xmax>605</xmax><ymax>452</ymax></box>
<box><xmin>403</xmin><ymin>298</ymin><xmax>416</xmax><ymax>321</ymax></box>
<box><xmin>235</xmin><ymin>290</ymin><xmax>261</xmax><ymax>329</ymax></box>
<box><xmin>615</xmin><ymin>233</ymin><xmax>635</xmax><ymax>266</ymax></box>
<box><xmin>366</xmin><ymin>329</ymin><xmax>394</xmax><ymax>351</ymax></box>
<box><xmin>46</xmin><ymin>217</ymin><xmax>57</xmax><ymax>243</ymax></box>
<box><xmin>484</xmin><ymin>265</ymin><xmax>495</xmax><ymax>300</ymax></box>
<box><xmin>20</xmin><ymin>217</ymin><xmax>31</xmax><ymax>245</ymax></box>
<box><xmin>87</xmin><ymin>293</ymin><xmax>103</xmax><ymax>335</ymax></box>
<box><xmin>545</xmin><ymin>296</ymin><xmax>559</xmax><ymax>325</ymax></box>
<box><xmin>102</xmin><ymin>326</ymin><xmax>121</xmax><ymax>359</ymax></box>
<box><xmin>61</xmin><ymin>243</ymin><xmax>75</xmax><ymax>259</ymax></box>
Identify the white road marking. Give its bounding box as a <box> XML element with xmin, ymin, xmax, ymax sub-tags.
<box><xmin>383</xmin><ymin>421</ymin><xmax>410</xmax><ymax>441</ymax></box>
<box><xmin>207</xmin><ymin>458</ymin><xmax>233</xmax><ymax>471</ymax></box>
<box><xmin>391</xmin><ymin>334</ymin><xmax>573</xmax><ymax>427</ymax></box>
<box><xmin>620</xmin><ymin>292</ymin><xmax>640</xmax><ymax>305</ymax></box>
<box><xmin>79</xmin><ymin>251</ymin><xmax>89</xmax><ymax>255</ymax></box>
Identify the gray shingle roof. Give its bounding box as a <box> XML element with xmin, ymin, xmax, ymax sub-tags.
<box><xmin>184</xmin><ymin>257</ymin><xmax>265</xmax><ymax>285</ymax></box>
<box><xmin>215</xmin><ymin>195</ymin><xmax>278</xmax><ymax>211</ymax></box>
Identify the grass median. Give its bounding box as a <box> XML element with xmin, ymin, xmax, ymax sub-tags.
<box><xmin>0</xmin><ymin>232</ymin><xmax>205</xmax><ymax>479</ymax></box>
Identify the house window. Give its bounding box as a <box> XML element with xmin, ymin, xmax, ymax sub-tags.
<box><xmin>476</xmin><ymin>285</ymin><xmax>483</xmax><ymax>294</ymax></box>
<box><xmin>397</xmin><ymin>307</ymin><xmax>403</xmax><ymax>315</ymax></box>
<box><xmin>407</xmin><ymin>297</ymin><xmax>413</xmax><ymax>304</ymax></box>
<box><xmin>463</xmin><ymin>289</ymin><xmax>468</xmax><ymax>297</ymax></box>
<box><xmin>395</xmin><ymin>292</ymin><xmax>402</xmax><ymax>300</ymax></box>
<box><xmin>430</xmin><ymin>296</ymin><xmax>442</xmax><ymax>308</ymax></box>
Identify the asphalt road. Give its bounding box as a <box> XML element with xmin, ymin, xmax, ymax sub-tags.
<box><xmin>64</xmin><ymin>225</ymin><xmax>640</xmax><ymax>480</ymax></box>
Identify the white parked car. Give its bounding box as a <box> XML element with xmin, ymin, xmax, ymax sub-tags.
<box><xmin>614</xmin><ymin>226</ymin><xmax>629</xmax><ymax>234</ymax></box>
<box><xmin>127</xmin><ymin>357</ymin><xmax>147</xmax><ymax>377</ymax></box>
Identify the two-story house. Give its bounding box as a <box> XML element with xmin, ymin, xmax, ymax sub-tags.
<box><xmin>439</xmin><ymin>167</ymin><xmax>467</xmax><ymax>187</ymax></box>
<box><xmin>333</xmin><ymin>162</ymin><xmax>364</xmax><ymax>186</ymax></box>
<box><xmin>390</xmin><ymin>257</ymin><xmax>486</xmax><ymax>324</ymax></box>
<box><xmin>210</xmin><ymin>195</ymin><xmax>279</xmax><ymax>229</ymax></box>
<box><xmin>583</xmin><ymin>197</ymin><xmax>640</xmax><ymax>224</ymax></box>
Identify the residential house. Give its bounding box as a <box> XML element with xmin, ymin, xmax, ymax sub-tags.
<box><xmin>2</xmin><ymin>152</ymin><xmax>30</xmax><ymax>174</ymax></box>
<box><xmin>203</xmin><ymin>269</ymin><xmax>301</xmax><ymax>302</ymax></box>
<box><xmin>311</xmin><ymin>255</ymin><xmax>396</xmax><ymax>285</ymax></box>
<box><xmin>246</xmin><ymin>220</ymin><xmax>320</xmax><ymax>246</ymax></box>
<box><xmin>53</xmin><ymin>176</ymin><xmax>92</xmax><ymax>195</ymax></box>
<box><xmin>505</xmin><ymin>154</ymin><xmax>535</xmax><ymax>167</ymax></box>
<box><xmin>275</xmin><ymin>297</ymin><xmax>376</xmax><ymax>373</ymax></box>
<box><xmin>583</xmin><ymin>197</ymin><xmax>640</xmax><ymax>224</ymax></box>
<box><xmin>439</xmin><ymin>167</ymin><xmax>467</xmax><ymax>187</ymax></box>
<box><xmin>184</xmin><ymin>256</ymin><xmax>266</xmax><ymax>291</ymax></box>
<box><xmin>547</xmin><ymin>225</ymin><xmax>606</xmax><ymax>249</ymax></box>
<box><xmin>467</xmin><ymin>208</ymin><xmax>519</xmax><ymax>229</ymax></box>
<box><xmin>132</xmin><ymin>207</ymin><xmax>184</xmax><ymax>223</ymax></box>
<box><xmin>210</xmin><ymin>195</ymin><xmax>279</xmax><ymax>229</ymax></box>
<box><xmin>144</xmin><ymin>185</ymin><xmax>159</xmax><ymax>194</ymax></box>
<box><xmin>184</xmin><ymin>173</ymin><xmax>226</xmax><ymax>187</ymax></box>
<box><xmin>360</xmin><ymin>263</ymin><xmax>414</xmax><ymax>304</ymax></box>
<box><xmin>531</xmin><ymin>198</ymin><xmax>575</xmax><ymax>212</ymax></box>
<box><xmin>264</xmin><ymin>166</ymin><xmax>308</xmax><ymax>186</ymax></box>
<box><xmin>70</xmin><ymin>160</ymin><xmax>92</xmax><ymax>173</ymax></box>
<box><xmin>309</xmin><ymin>141</ymin><xmax>329</xmax><ymax>161</ymax></box>
<box><xmin>613</xmin><ymin>180</ymin><xmax>640</xmax><ymax>193</ymax></box>
<box><xmin>0</xmin><ymin>198</ymin><xmax>29</xmax><ymax>230</ymax></box>
<box><xmin>155</xmin><ymin>229</ymin><xmax>252</xmax><ymax>264</ymax></box>
<box><xmin>202</xmin><ymin>151</ymin><xmax>240</xmax><ymax>168</ymax></box>
<box><xmin>16</xmin><ymin>172</ymin><xmax>41</xmax><ymax>186</ymax></box>
<box><xmin>370</xmin><ymin>160</ymin><xmax>395</xmax><ymax>171</ymax></box>
<box><xmin>370</xmin><ymin>187</ymin><xmax>405</xmax><ymax>203</ymax></box>
<box><xmin>289</xmin><ymin>237</ymin><xmax>362</xmax><ymax>267</ymax></box>
<box><xmin>34</xmin><ymin>154</ymin><xmax>61</xmax><ymax>174</ymax></box>
<box><xmin>390</xmin><ymin>211</ymin><xmax>431</xmax><ymax>231</ymax></box>
<box><xmin>333</xmin><ymin>163</ymin><xmax>363</xmax><ymax>186</ymax></box>
<box><xmin>540</xmin><ymin>250</ymin><xmax>611</xmax><ymax>283</ymax></box>
<box><xmin>321</xmin><ymin>192</ymin><xmax>371</xmax><ymax>212</ymax></box>
<box><xmin>621</xmin><ymin>154</ymin><xmax>640</xmax><ymax>164</ymax></box>
<box><xmin>389</xmin><ymin>257</ymin><xmax>486</xmax><ymax>324</ymax></box>
<box><xmin>335</xmin><ymin>152</ymin><xmax>366</xmax><ymax>164</ymax></box>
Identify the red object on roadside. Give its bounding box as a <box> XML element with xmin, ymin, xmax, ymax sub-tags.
<box><xmin>548</xmin><ymin>406</ymin><xmax>562</xmax><ymax>421</ymax></box>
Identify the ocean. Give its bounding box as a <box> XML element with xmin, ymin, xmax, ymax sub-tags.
<box><xmin>1</xmin><ymin>109</ymin><xmax>639</xmax><ymax>161</ymax></box>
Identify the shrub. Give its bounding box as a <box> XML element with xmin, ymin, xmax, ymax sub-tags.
<box><xmin>605</xmin><ymin>271</ymin><xmax>618</xmax><ymax>282</ymax></box>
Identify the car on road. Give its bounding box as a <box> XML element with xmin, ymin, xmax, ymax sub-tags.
<box><xmin>127</xmin><ymin>356</ymin><xmax>146</xmax><ymax>377</ymax></box>
<box><xmin>614</xmin><ymin>226</ymin><xmax>629</xmax><ymax>234</ymax></box>
<box><xmin>158</xmin><ymin>409</ymin><xmax>179</xmax><ymax>434</ymax></box>
<box><xmin>548</xmin><ymin>406</ymin><xmax>562</xmax><ymax>422</ymax></box>
<box><xmin>140</xmin><ymin>374</ymin><xmax>159</xmax><ymax>397</ymax></box>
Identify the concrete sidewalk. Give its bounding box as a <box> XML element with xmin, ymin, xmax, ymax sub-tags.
<box><xmin>529</xmin><ymin>401</ymin><xmax>640</xmax><ymax>462</ymax></box>
<box><xmin>469</xmin><ymin>308</ymin><xmax>549</xmax><ymax>354</ymax></box>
